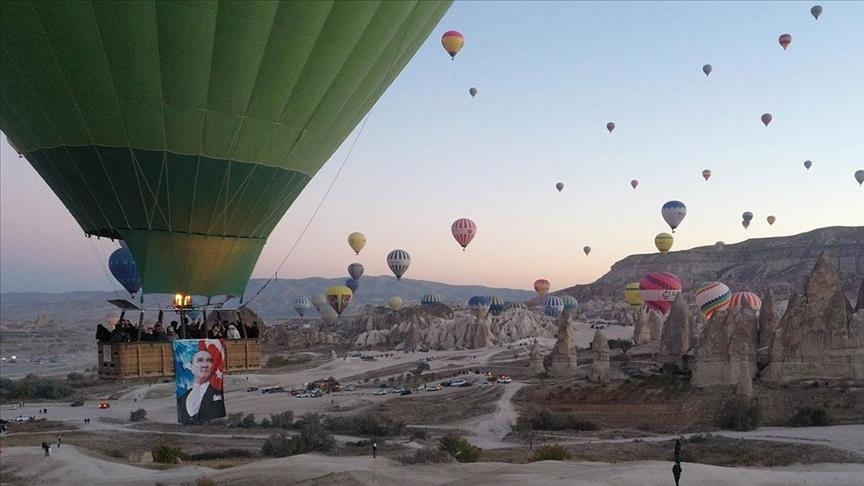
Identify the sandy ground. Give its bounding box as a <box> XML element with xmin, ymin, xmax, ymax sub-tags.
<box><xmin>2</xmin><ymin>445</ymin><xmax>864</xmax><ymax>486</ymax></box>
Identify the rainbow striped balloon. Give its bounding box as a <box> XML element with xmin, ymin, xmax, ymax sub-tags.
<box><xmin>639</xmin><ymin>272</ymin><xmax>683</xmax><ymax>314</ymax></box>
<box><xmin>730</xmin><ymin>291</ymin><xmax>762</xmax><ymax>313</ymax></box>
<box><xmin>694</xmin><ymin>282</ymin><xmax>732</xmax><ymax>319</ymax></box>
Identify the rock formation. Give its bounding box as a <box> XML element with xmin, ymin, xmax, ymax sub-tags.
<box><xmin>648</xmin><ymin>310</ymin><xmax>664</xmax><ymax>342</ymax></box>
<box><xmin>402</xmin><ymin>314</ymin><xmax>422</xmax><ymax>351</ymax></box>
<box><xmin>757</xmin><ymin>288</ymin><xmax>777</xmax><ymax>366</ymax></box>
<box><xmin>690</xmin><ymin>309</ymin><xmax>758</xmax><ymax>387</ymax></box>
<box><xmin>762</xmin><ymin>254</ymin><xmax>864</xmax><ymax>383</ymax></box>
<box><xmin>528</xmin><ymin>338</ymin><xmax>546</xmax><ymax>375</ymax></box>
<box><xmin>632</xmin><ymin>310</ymin><xmax>652</xmax><ymax>345</ymax></box>
<box><xmin>736</xmin><ymin>356</ymin><xmax>753</xmax><ymax>397</ymax></box>
<box><xmin>547</xmin><ymin>312</ymin><xmax>578</xmax><ymax>377</ymax></box>
<box><xmin>588</xmin><ymin>330</ymin><xmax>612</xmax><ymax>384</ymax></box>
<box><xmin>659</xmin><ymin>295</ymin><xmax>692</xmax><ymax>368</ymax></box>
<box><xmin>330</xmin><ymin>349</ymin><xmax>338</xmax><ymax>361</ymax></box>
<box><xmin>856</xmin><ymin>278</ymin><xmax>864</xmax><ymax>313</ymax></box>
<box><xmin>264</xmin><ymin>325</ymin><xmax>338</xmax><ymax>348</ymax></box>
<box><xmin>471</xmin><ymin>311</ymin><xmax>492</xmax><ymax>349</ymax></box>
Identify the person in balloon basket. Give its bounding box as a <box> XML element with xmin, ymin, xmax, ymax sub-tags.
<box><xmin>177</xmin><ymin>344</ymin><xmax>225</xmax><ymax>424</ymax></box>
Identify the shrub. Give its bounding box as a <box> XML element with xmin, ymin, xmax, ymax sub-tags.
<box><xmin>716</xmin><ymin>398</ymin><xmax>761</xmax><ymax>431</ymax></box>
<box><xmin>269</xmin><ymin>411</ymin><xmax>294</xmax><ymax>429</ymax></box>
<box><xmin>687</xmin><ymin>433</ymin><xmax>713</xmax><ymax>443</ymax></box>
<box><xmin>262</xmin><ymin>416</ymin><xmax>336</xmax><ymax>457</ymax></box>
<box><xmin>240</xmin><ymin>414</ymin><xmax>257</xmax><ymax>428</ymax></box>
<box><xmin>106</xmin><ymin>449</ymin><xmax>125</xmax><ymax>459</ymax></box>
<box><xmin>323</xmin><ymin>414</ymin><xmax>405</xmax><ymax>437</ymax></box>
<box><xmin>226</xmin><ymin>412</ymin><xmax>244</xmax><ymax>428</ymax></box>
<box><xmin>530</xmin><ymin>444</ymin><xmax>571</xmax><ymax>462</ymax></box>
<box><xmin>196</xmin><ymin>478</ymin><xmax>217</xmax><ymax>486</ymax></box>
<box><xmin>407</xmin><ymin>428</ymin><xmax>429</xmax><ymax>441</ymax></box>
<box><xmin>183</xmin><ymin>449</ymin><xmax>255</xmax><ymax>461</ymax></box>
<box><xmin>129</xmin><ymin>408</ymin><xmax>147</xmax><ymax>422</ymax></box>
<box><xmin>791</xmin><ymin>407</ymin><xmax>831</xmax><ymax>427</ymax></box>
<box><xmin>261</xmin><ymin>432</ymin><xmax>296</xmax><ymax>458</ymax></box>
<box><xmin>152</xmin><ymin>444</ymin><xmax>184</xmax><ymax>464</ymax></box>
<box><xmin>607</xmin><ymin>339</ymin><xmax>633</xmax><ymax>352</ymax></box>
<box><xmin>522</xmin><ymin>410</ymin><xmax>598</xmax><ymax>431</ymax></box>
<box><xmin>397</xmin><ymin>448</ymin><xmax>454</xmax><ymax>465</ymax></box>
<box><xmin>438</xmin><ymin>434</ymin><xmax>481</xmax><ymax>463</ymax></box>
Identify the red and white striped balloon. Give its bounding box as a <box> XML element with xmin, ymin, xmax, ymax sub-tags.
<box><xmin>730</xmin><ymin>291</ymin><xmax>762</xmax><ymax>313</ymax></box>
<box><xmin>451</xmin><ymin>218</ymin><xmax>477</xmax><ymax>250</ymax></box>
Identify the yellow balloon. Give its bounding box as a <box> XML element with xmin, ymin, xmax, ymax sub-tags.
<box><xmin>347</xmin><ymin>232</ymin><xmax>366</xmax><ymax>255</ymax></box>
<box><xmin>624</xmin><ymin>282</ymin><xmax>643</xmax><ymax>310</ymax></box>
<box><xmin>655</xmin><ymin>233</ymin><xmax>674</xmax><ymax>254</ymax></box>
<box><xmin>388</xmin><ymin>296</ymin><xmax>403</xmax><ymax>311</ymax></box>
<box><xmin>326</xmin><ymin>286</ymin><xmax>353</xmax><ymax>316</ymax></box>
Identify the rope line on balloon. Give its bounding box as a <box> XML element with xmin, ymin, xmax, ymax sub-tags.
<box><xmin>242</xmin><ymin>3</ymin><xmax>423</xmax><ymax>308</ymax></box>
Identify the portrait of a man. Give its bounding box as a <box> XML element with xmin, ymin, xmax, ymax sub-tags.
<box><xmin>173</xmin><ymin>339</ymin><xmax>226</xmax><ymax>424</ymax></box>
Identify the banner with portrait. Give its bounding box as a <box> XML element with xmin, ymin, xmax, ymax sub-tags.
<box><xmin>173</xmin><ymin>339</ymin><xmax>226</xmax><ymax>424</ymax></box>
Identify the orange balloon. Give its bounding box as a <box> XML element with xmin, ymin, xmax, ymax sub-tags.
<box><xmin>441</xmin><ymin>31</ymin><xmax>464</xmax><ymax>59</ymax></box>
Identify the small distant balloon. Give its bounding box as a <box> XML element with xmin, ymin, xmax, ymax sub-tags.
<box><xmin>534</xmin><ymin>279</ymin><xmax>550</xmax><ymax>299</ymax></box>
<box><xmin>742</xmin><ymin>220</ymin><xmax>751</xmax><ymax>229</ymax></box>
<box><xmin>326</xmin><ymin>286</ymin><xmax>353</xmax><ymax>317</ymax></box>
<box><xmin>441</xmin><ymin>30</ymin><xmax>464</xmax><ymax>59</ymax></box>
<box><xmin>630</xmin><ymin>179</ymin><xmax>639</xmax><ymax>189</ymax></box>
<box><xmin>347</xmin><ymin>263</ymin><xmax>364</xmax><ymax>280</ymax></box>
<box><xmin>810</xmin><ymin>5</ymin><xmax>822</xmax><ymax>20</ymax></box>
<box><xmin>661</xmin><ymin>200</ymin><xmax>687</xmax><ymax>232</ymax></box>
<box><xmin>293</xmin><ymin>297</ymin><xmax>311</xmax><ymax>318</ymax></box>
<box><xmin>451</xmin><ymin>218</ymin><xmax>477</xmax><ymax>251</ymax></box>
<box><xmin>767</xmin><ymin>215</ymin><xmax>776</xmax><ymax>225</ymax></box>
<box><xmin>583</xmin><ymin>245</ymin><xmax>591</xmax><ymax>256</ymax></box>
<box><xmin>387</xmin><ymin>249</ymin><xmax>411</xmax><ymax>279</ymax></box>
<box><xmin>702</xmin><ymin>169</ymin><xmax>712</xmax><ymax>181</ymax></box>
<box><xmin>655</xmin><ymin>233</ymin><xmax>674</xmax><ymax>255</ymax></box>
<box><xmin>469</xmin><ymin>87</ymin><xmax>478</xmax><ymax>98</ymax></box>
<box><xmin>715</xmin><ymin>241</ymin><xmax>726</xmax><ymax>251</ymax></box>
<box><xmin>702</xmin><ymin>64</ymin><xmax>712</xmax><ymax>76</ymax></box>
<box><xmin>556</xmin><ymin>182</ymin><xmax>564</xmax><ymax>192</ymax></box>
<box><xmin>388</xmin><ymin>296</ymin><xmax>403</xmax><ymax>311</ymax></box>
<box><xmin>804</xmin><ymin>160</ymin><xmax>812</xmax><ymax>170</ymax></box>
<box><xmin>348</xmin><ymin>232</ymin><xmax>366</xmax><ymax>255</ymax></box>
<box><xmin>778</xmin><ymin>33</ymin><xmax>792</xmax><ymax>50</ymax></box>
<box><xmin>855</xmin><ymin>170</ymin><xmax>864</xmax><ymax>186</ymax></box>
<box><xmin>606</xmin><ymin>122</ymin><xmax>616</xmax><ymax>133</ymax></box>
<box><xmin>345</xmin><ymin>278</ymin><xmax>359</xmax><ymax>294</ymax></box>
<box><xmin>543</xmin><ymin>296</ymin><xmax>564</xmax><ymax>317</ymax></box>
<box><xmin>761</xmin><ymin>113</ymin><xmax>773</xmax><ymax>126</ymax></box>
<box><xmin>742</xmin><ymin>211</ymin><xmax>754</xmax><ymax>222</ymax></box>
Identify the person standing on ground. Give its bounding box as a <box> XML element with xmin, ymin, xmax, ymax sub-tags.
<box><xmin>673</xmin><ymin>438</ymin><xmax>682</xmax><ymax>485</ymax></box>
<box><xmin>41</xmin><ymin>442</ymin><xmax>50</xmax><ymax>457</ymax></box>
<box><xmin>372</xmin><ymin>442</ymin><xmax>377</xmax><ymax>459</ymax></box>
<box><xmin>57</xmin><ymin>435</ymin><xmax>62</xmax><ymax>448</ymax></box>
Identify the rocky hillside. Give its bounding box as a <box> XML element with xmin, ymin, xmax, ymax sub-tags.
<box><xmin>561</xmin><ymin>226</ymin><xmax>864</xmax><ymax>301</ymax></box>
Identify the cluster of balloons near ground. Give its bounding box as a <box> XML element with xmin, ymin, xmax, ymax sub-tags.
<box><xmin>624</xmin><ymin>273</ymin><xmax>762</xmax><ymax>319</ymax></box>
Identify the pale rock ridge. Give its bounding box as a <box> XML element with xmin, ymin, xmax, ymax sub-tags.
<box><xmin>757</xmin><ymin>289</ymin><xmax>778</xmax><ymax>366</ymax></box>
<box><xmin>588</xmin><ymin>330</ymin><xmax>612</xmax><ymax>384</ymax></box>
<box><xmin>528</xmin><ymin>338</ymin><xmax>545</xmax><ymax>375</ymax></box>
<box><xmin>762</xmin><ymin>253</ymin><xmax>864</xmax><ymax>383</ymax></box>
<box><xmin>633</xmin><ymin>310</ymin><xmax>652</xmax><ymax>345</ymax></box>
<box><xmin>659</xmin><ymin>294</ymin><xmax>691</xmax><ymax>368</ymax></box>
<box><xmin>648</xmin><ymin>310</ymin><xmax>664</xmax><ymax>342</ymax></box>
<box><xmin>471</xmin><ymin>311</ymin><xmax>493</xmax><ymax>349</ymax></box>
<box><xmin>691</xmin><ymin>308</ymin><xmax>758</xmax><ymax>387</ymax></box>
<box><xmin>547</xmin><ymin>312</ymin><xmax>578</xmax><ymax>377</ymax></box>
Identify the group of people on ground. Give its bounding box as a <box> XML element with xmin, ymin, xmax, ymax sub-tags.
<box><xmin>96</xmin><ymin>318</ymin><xmax>259</xmax><ymax>343</ymax></box>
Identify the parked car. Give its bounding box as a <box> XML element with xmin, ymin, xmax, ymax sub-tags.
<box><xmin>70</xmin><ymin>401</ymin><xmax>85</xmax><ymax>407</ymax></box>
<box><xmin>98</xmin><ymin>401</ymin><xmax>110</xmax><ymax>409</ymax></box>
<box><xmin>373</xmin><ymin>389</ymin><xmax>388</xmax><ymax>396</ymax></box>
<box><xmin>390</xmin><ymin>387</ymin><xmax>405</xmax><ymax>394</ymax></box>
<box><xmin>344</xmin><ymin>384</ymin><xmax>356</xmax><ymax>392</ymax></box>
<box><xmin>262</xmin><ymin>386</ymin><xmax>284</xmax><ymax>394</ymax></box>
<box><xmin>310</xmin><ymin>390</ymin><xmax>323</xmax><ymax>398</ymax></box>
<box><xmin>296</xmin><ymin>392</ymin><xmax>309</xmax><ymax>398</ymax></box>
<box><xmin>496</xmin><ymin>376</ymin><xmax>512</xmax><ymax>384</ymax></box>
<box><xmin>400</xmin><ymin>389</ymin><xmax>413</xmax><ymax>396</ymax></box>
<box><xmin>246</xmin><ymin>386</ymin><xmax>259</xmax><ymax>392</ymax></box>
<box><xmin>426</xmin><ymin>385</ymin><xmax>441</xmax><ymax>391</ymax></box>
<box><xmin>450</xmin><ymin>379</ymin><xmax>467</xmax><ymax>387</ymax></box>
<box><xmin>14</xmin><ymin>415</ymin><xmax>34</xmax><ymax>422</ymax></box>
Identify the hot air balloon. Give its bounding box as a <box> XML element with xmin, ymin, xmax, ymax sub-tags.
<box><xmin>489</xmin><ymin>296</ymin><xmax>505</xmax><ymax>316</ymax></box>
<box><xmin>702</xmin><ymin>64</ymin><xmax>712</xmax><ymax>76</ymax></box>
<box><xmin>702</xmin><ymin>169</ymin><xmax>712</xmax><ymax>181</ymax></box>
<box><xmin>387</xmin><ymin>249</ymin><xmax>411</xmax><ymax>280</ymax></box>
<box><xmin>767</xmin><ymin>215</ymin><xmax>776</xmax><ymax>225</ymax></box>
<box><xmin>655</xmin><ymin>233</ymin><xmax>674</xmax><ymax>254</ymax></box>
<box><xmin>661</xmin><ymin>201</ymin><xmax>687</xmax><ymax>232</ymax></box>
<box><xmin>326</xmin><ymin>286</ymin><xmax>353</xmax><ymax>317</ymax></box>
<box><xmin>345</xmin><ymin>278</ymin><xmax>359</xmax><ymax>294</ymax></box>
<box><xmin>469</xmin><ymin>87</ymin><xmax>478</xmax><ymax>98</ymax></box>
<box><xmin>779</xmin><ymin>33</ymin><xmax>792</xmax><ymax>50</ymax></box>
<box><xmin>348</xmin><ymin>233</ymin><xmax>367</xmax><ymax>256</ymax></box>
<box><xmin>293</xmin><ymin>297</ymin><xmax>312</xmax><ymax>318</ymax></box>
<box><xmin>730</xmin><ymin>291</ymin><xmax>762</xmax><ymax>313</ymax></box>
<box><xmin>630</xmin><ymin>179</ymin><xmax>639</xmax><ymax>189</ymax></box>
<box><xmin>421</xmin><ymin>294</ymin><xmax>440</xmax><ymax>306</ymax></box>
<box><xmin>606</xmin><ymin>122</ymin><xmax>616</xmax><ymax>133</ymax></box>
<box><xmin>761</xmin><ymin>113</ymin><xmax>773</xmax><ymax>126</ymax></box>
<box><xmin>441</xmin><ymin>30</ymin><xmax>464</xmax><ymax>59</ymax></box>
<box><xmin>388</xmin><ymin>296</ymin><xmax>403</xmax><ymax>311</ymax></box>
<box><xmin>855</xmin><ymin>170</ymin><xmax>864</xmax><ymax>186</ymax></box>
<box><xmin>694</xmin><ymin>282</ymin><xmax>732</xmax><ymax>319</ymax></box>
<box><xmin>804</xmin><ymin>160</ymin><xmax>812</xmax><ymax>170</ymax></box>
<box><xmin>742</xmin><ymin>220</ymin><xmax>750</xmax><ymax>229</ymax></box>
<box><xmin>639</xmin><ymin>272</ymin><xmax>683</xmax><ymax>314</ymax></box>
<box><xmin>506</xmin><ymin>302</ymin><xmax>528</xmax><ymax>311</ymax></box>
<box><xmin>811</xmin><ymin>5</ymin><xmax>823</xmax><ymax>19</ymax></box>
<box><xmin>109</xmin><ymin>247</ymin><xmax>141</xmax><ymax>296</ymax></box>
<box><xmin>715</xmin><ymin>241</ymin><xmax>726</xmax><ymax>251</ymax></box>
<box><xmin>583</xmin><ymin>246</ymin><xmax>591</xmax><ymax>256</ymax></box>
<box><xmin>347</xmin><ymin>263</ymin><xmax>364</xmax><ymax>280</ymax></box>
<box><xmin>742</xmin><ymin>211</ymin><xmax>754</xmax><ymax>222</ymax></box>
<box><xmin>451</xmin><ymin>218</ymin><xmax>477</xmax><ymax>251</ymax></box>
<box><xmin>556</xmin><ymin>182</ymin><xmax>564</xmax><ymax>192</ymax></box>
<box><xmin>311</xmin><ymin>294</ymin><xmax>327</xmax><ymax>313</ymax></box>
<box><xmin>561</xmin><ymin>295</ymin><xmax>579</xmax><ymax>313</ymax></box>
<box><xmin>544</xmin><ymin>296</ymin><xmax>564</xmax><ymax>317</ymax></box>
<box><xmin>624</xmin><ymin>282</ymin><xmax>644</xmax><ymax>310</ymax></box>
<box><xmin>468</xmin><ymin>296</ymin><xmax>491</xmax><ymax>309</ymax></box>
<box><xmin>534</xmin><ymin>279</ymin><xmax>551</xmax><ymax>299</ymax></box>
<box><xmin>0</xmin><ymin>2</ymin><xmax>450</xmax><ymax>297</ymax></box>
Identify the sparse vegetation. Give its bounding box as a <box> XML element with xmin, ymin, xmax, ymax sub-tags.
<box><xmin>152</xmin><ymin>444</ymin><xmax>184</xmax><ymax>464</ymax></box>
<box><xmin>323</xmin><ymin>414</ymin><xmax>406</xmax><ymax>437</ymax></box>
<box><xmin>791</xmin><ymin>406</ymin><xmax>831</xmax><ymax>427</ymax></box>
<box><xmin>530</xmin><ymin>444</ymin><xmax>571</xmax><ymax>462</ymax></box>
<box><xmin>716</xmin><ymin>398</ymin><xmax>761</xmax><ymax>431</ymax></box>
<box><xmin>129</xmin><ymin>408</ymin><xmax>147</xmax><ymax>422</ymax></box>
<box><xmin>266</xmin><ymin>354</ymin><xmax>311</xmax><ymax>368</ymax></box>
<box><xmin>438</xmin><ymin>433</ymin><xmax>481</xmax><ymax>463</ymax></box>
<box><xmin>607</xmin><ymin>339</ymin><xmax>633</xmax><ymax>352</ymax></box>
<box><xmin>519</xmin><ymin>410</ymin><xmax>599</xmax><ymax>432</ymax></box>
<box><xmin>261</xmin><ymin>414</ymin><xmax>335</xmax><ymax>458</ymax></box>
<box><xmin>182</xmin><ymin>449</ymin><xmax>255</xmax><ymax>461</ymax></box>
<box><xmin>398</xmin><ymin>448</ymin><xmax>454</xmax><ymax>465</ymax></box>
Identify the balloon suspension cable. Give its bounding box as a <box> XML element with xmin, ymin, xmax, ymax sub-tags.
<box><xmin>244</xmin><ymin>6</ymin><xmax>419</xmax><ymax>309</ymax></box>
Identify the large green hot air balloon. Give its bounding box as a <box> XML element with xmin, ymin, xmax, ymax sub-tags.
<box><xmin>1</xmin><ymin>1</ymin><xmax>451</xmax><ymax>296</ymax></box>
